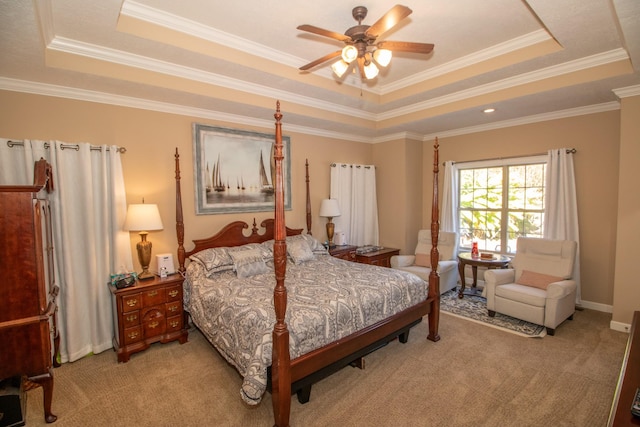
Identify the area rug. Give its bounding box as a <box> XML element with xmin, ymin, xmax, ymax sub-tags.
<box><xmin>440</xmin><ymin>289</ymin><xmax>546</xmax><ymax>337</ymax></box>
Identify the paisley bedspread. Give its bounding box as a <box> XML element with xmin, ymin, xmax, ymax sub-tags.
<box><xmin>183</xmin><ymin>239</ymin><xmax>428</xmax><ymax>405</ymax></box>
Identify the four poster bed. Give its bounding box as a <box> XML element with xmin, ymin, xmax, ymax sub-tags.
<box><xmin>174</xmin><ymin>102</ymin><xmax>442</xmax><ymax>427</ymax></box>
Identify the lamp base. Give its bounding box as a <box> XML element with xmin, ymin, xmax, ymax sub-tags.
<box><xmin>326</xmin><ymin>219</ymin><xmax>335</xmax><ymax>247</ymax></box>
<box><xmin>138</xmin><ymin>269</ymin><xmax>154</xmax><ymax>280</ymax></box>
<box><xmin>136</xmin><ymin>232</ymin><xmax>154</xmax><ymax>280</ymax></box>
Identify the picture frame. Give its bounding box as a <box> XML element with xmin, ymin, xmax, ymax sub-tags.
<box><xmin>192</xmin><ymin>123</ymin><xmax>291</xmax><ymax>215</ymax></box>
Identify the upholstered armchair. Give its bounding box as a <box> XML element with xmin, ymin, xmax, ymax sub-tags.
<box><xmin>391</xmin><ymin>230</ymin><xmax>459</xmax><ymax>294</ymax></box>
<box><xmin>484</xmin><ymin>237</ymin><xmax>577</xmax><ymax>335</ymax></box>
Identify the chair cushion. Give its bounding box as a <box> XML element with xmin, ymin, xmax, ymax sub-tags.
<box><xmin>516</xmin><ymin>270</ymin><xmax>563</xmax><ymax>290</ymax></box>
<box><xmin>495</xmin><ymin>283</ymin><xmax>546</xmax><ymax>307</ymax></box>
<box><xmin>414</xmin><ymin>230</ymin><xmax>457</xmax><ymax>263</ymax></box>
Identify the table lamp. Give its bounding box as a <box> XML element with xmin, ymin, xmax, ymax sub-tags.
<box><xmin>319</xmin><ymin>198</ymin><xmax>341</xmax><ymax>247</ymax></box>
<box><xmin>124</xmin><ymin>202</ymin><xmax>163</xmax><ymax>280</ymax></box>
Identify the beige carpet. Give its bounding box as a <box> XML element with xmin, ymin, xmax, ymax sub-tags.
<box><xmin>24</xmin><ymin>309</ymin><xmax>627</xmax><ymax>427</ymax></box>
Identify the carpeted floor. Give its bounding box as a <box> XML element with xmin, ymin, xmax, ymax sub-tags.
<box><xmin>440</xmin><ymin>289</ymin><xmax>546</xmax><ymax>337</ymax></box>
<box><xmin>23</xmin><ymin>308</ymin><xmax>628</xmax><ymax>426</ymax></box>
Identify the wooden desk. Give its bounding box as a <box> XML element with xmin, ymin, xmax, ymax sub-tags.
<box><xmin>457</xmin><ymin>252</ymin><xmax>510</xmax><ymax>299</ymax></box>
<box><xmin>608</xmin><ymin>311</ymin><xmax>640</xmax><ymax>426</ymax></box>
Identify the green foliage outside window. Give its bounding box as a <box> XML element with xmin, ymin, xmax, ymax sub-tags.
<box><xmin>458</xmin><ymin>163</ymin><xmax>545</xmax><ymax>254</ymax></box>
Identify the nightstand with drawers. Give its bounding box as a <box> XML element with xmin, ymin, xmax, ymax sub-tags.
<box><xmin>109</xmin><ymin>274</ymin><xmax>188</xmax><ymax>363</ymax></box>
<box><xmin>328</xmin><ymin>245</ymin><xmax>358</xmax><ymax>262</ymax></box>
<box><xmin>355</xmin><ymin>247</ymin><xmax>400</xmax><ymax>268</ymax></box>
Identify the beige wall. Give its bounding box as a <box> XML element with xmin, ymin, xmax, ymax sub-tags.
<box><xmin>1</xmin><ymin>89</ymin><xmax>637</xmax><ymax>324</ymax></box>
<box><xmin>613</xmin><ymin>95</ymin><xmax>640</xmax><ymax>326</ymax></box>
<box><xmin>423</xmin><ymin>111</ymin><xmax>621</xmax><ymax>311</ymax></box>
<box><xmin>373</xmin><ymin>138</ymin><xmax>423</xmax><ymax>252</ymax></box>
<box><xmin>0</xmin><ymin>90</ymin><xmax>371</xmax><ymax>271</ymax></box>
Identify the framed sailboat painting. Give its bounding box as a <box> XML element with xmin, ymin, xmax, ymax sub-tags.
<box><xmin>192</xmin><ymin>123</ymin><xmax>291</xmax><ymax>215</ymax></box>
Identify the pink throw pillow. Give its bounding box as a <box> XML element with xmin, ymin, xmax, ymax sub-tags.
<box><xmin>516</xmin><ymin>270</ymin><xmax>563</xmax><ymax>290</ymax></box>
<box><xmin>415</xmin><ymin>253</ymin><xmax>430</xmax><ymax>267</ymax></box>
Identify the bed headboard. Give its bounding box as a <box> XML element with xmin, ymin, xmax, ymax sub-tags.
<box><xmin>174</xmin><ymin>150</ymin><xmax>305</xmax><ymax>272</ymax></box>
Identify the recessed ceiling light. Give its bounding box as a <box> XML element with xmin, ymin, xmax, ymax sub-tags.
<box><xmin>483</xmin><ymin>108</ymin><xmax>496</xmax><ymax>113</ymax></box>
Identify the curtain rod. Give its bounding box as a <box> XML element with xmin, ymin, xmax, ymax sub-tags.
<box><xmin>330</xmin><ymin>163</ymin><xmax>375</xmax><ymax>169</ymax></box>
<box><xmin>7</xmin><ymin>140</ymin><xmax>126</xmax><ymax>153</ymax></box>
<box><xmin>445</xmin><ymin>148</ymin><xmax>575</xmax><ymax>166</ymax></box>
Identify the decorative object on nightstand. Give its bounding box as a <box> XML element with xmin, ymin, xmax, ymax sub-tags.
<box><xmin>124</xmin><ymin>202</ymin><xmax>163</xmax><ymax>280</ymax></box>
<box><xmin>109</xmin><ymin>274</ymin><xmax>188</xmax><ymax>363</ymax></box>
<box><xmin>319</xmin><ymin>198</ymin><xmax>341</xmax><ymax>247</ymax></box>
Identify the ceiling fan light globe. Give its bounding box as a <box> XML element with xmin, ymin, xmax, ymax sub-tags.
<box><xmin>373</xmin><ymin>49</ymin><xmax>392</xmax><ymax>67</ymax></box>
<box><xmin>331</xmin><ymin>59</ymin><xmax>350</xmax><ymax>78</ymax></box>
<box><xmin>341</xmin><ymin>45</ymin><xmax>358</xmax><ymax>63</ymax></box>
<box><xmin>363</xmin><ymin>62</ymin><xmax>379</xmax><ymax>79</ymax></box>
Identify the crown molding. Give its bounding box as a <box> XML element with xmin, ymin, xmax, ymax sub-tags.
<box><xmin>47</xmin><ymin>36</ymin><xmax>376</xmax><ymax>121</ymax></box>
<box><xmin>422</xmin><ymin>101</ymin><xmax>620</xmax><ymax>140</ymax></box>
<box><xmin>380</xmin><ymin>49</ymin><xmax>630</xmax><ymax>120</ymax></box>
<box><xmin>0</xmin><ymin>77</ymin><xmax>375</xmax><ymax>143</ymax></box>
<box><xmin>613</xmin><ymin>84</ymin><xmax>640</xmax><ymax>98</ymax></box>
<box><xmin>1</xmin><ymin>77</ymin><xmax>620</xmax><ymax>145</ymax></box>
<box><xmin>381</xmin><ymin>30</ymin><xmax>552</xmax><ymax>93</ymax></box>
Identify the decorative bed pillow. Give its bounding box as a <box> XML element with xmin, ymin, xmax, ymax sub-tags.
<box><xmin>189</xmin><ymin>247</ymin><xmax>233</xmax><ymax>273</ymax></box>
<box><xmin>287</xmin><ymin>238</ymin><xmax>315</xmax><ymax>264</ymax></box>
<box><xmin>516</xmin><ymin>270</ymin><xmax>563</xmax><ymax>290</ymax></box>
<box><xmin>229</xmin><ymin>248</ymin><xmax>268</xmax><ymax>278</ymax></box>
<box><xmin>301</xmin><ymin>234</ymin><xmax>328</xmax><ymax>254</ymax></box>
<box><xmin>231</xmin><ymin>242</ymin><xmax>273</xmax><ymax>262</ymax></box>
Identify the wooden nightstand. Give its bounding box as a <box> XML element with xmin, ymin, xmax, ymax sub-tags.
<box><xmin>109</xmin><ymin>274</ymin><xmax>188</xmax><ymax>363</ymax></box>
<box><xmin>328</xmin><ymin>245</ymin><xmax>358</xmax><ymax>262</ymax></box>
<box><xmin>355</xmin><ymin>247</ymin><xmax>400</xmax><ymax>267</ymax></box>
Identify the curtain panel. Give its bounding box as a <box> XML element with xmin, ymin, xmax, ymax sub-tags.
<box><xmin>329</xmin><ymin>163</ymin><xmax>379</xmax><ymax>247</ymax></box>
<box><xmin>544</xmin><ymin>148</ymin><xmax>581</xmax><ymax>304</ymax></box>
<box><xmin>0</xmin><ymin>139</ymin><xmax>132</xmax><ymax>362</ymax></box>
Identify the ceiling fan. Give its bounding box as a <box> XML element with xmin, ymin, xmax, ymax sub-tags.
<box><xmin>297</xmin><ymin>5</ymin><xmax>434</xmax><ymax>80</ymax></box>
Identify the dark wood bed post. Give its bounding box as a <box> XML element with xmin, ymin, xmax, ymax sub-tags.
<box><xmin>305</xmin><ymin>159</ymin><xmax>312</xmax><ymax>235</ymax></box>
<box><xmin>271</xmin><ymin>101</ymin><xmax>291</xmax><ymax>427</ymax></box>
<box><xmin>175</xmin><ymin>148</ymin><xmax>186</xmax><ymax>273</ymax></box>
<box><xmin>427</xmin><ymin>138</ymin><xmax>441</xmax><ymax>342</ymax></box>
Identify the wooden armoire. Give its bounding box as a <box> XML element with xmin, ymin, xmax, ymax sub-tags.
<box><xmin>0</xmin><ymin>158</ymin><xmax>60</xmax><ymax>423</ymax></box>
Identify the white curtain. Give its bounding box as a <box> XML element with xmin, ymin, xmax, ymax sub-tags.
<box><xmin>441</xmin><ymin>161</ymin><xmax>458</xmax><ymax>233</ymax></box>
<box><xmin>330</xmin><ymin>163</ymin><xmax>379</xmax><ymax>246</ymax></box>
<box><xmin>544</xmin><ymin>148</ymin><xmax>581</xmax><ymax>304</ymax></box>
<box><xmin>0</xmin><ymin>139</ymin><xmax>132</xmax><ymax>362</ymax></box>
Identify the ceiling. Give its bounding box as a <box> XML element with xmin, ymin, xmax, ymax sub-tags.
<box><xmin>1</xmin><ymin>0</ymin><xmax>639</xmax><ymax>143</ymax></box>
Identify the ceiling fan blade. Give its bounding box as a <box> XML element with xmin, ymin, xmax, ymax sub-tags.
<box><xmin>297</xmin><ymin>25</ymin><xmax>351</xmax><ymax>42</ymax></box>
<box><xmin>299</xmin><ymin>50</ymin><xmax>342</xmax><ymax>71</ymax></box>
<box><xmin>376</xmin><ymin>41</ymin><xmax>434</xmax><ymax>54</ymax></box>
<box><xmin>365</xmin><ymin>5</ymin><xmax>412</xmax><ymax>38</ymax></box>
<box><xmin>357</xmin><ymin>56</ymin><xmax>366</xmax><ymax>79</ymax></box>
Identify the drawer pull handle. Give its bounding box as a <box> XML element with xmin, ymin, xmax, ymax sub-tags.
<box><xmin>128</xmin><ymin>331</ymin><xmax>138</xmax><ymax>339</ymax></box>
<box><xmin>148</xmin><ymin>290</ymin><xmax>158</xmax><ymax>297</ymax></box>
<box><xmin>168</xmin><ymin>306</ymin><xmax>177</xmax><ymax>312</ymax></box>
<box><xmin>149</xmin><ymin>321</ymin><xmax>159</xmax><ymax>329</ymax></box>
<box><xmin>170</xmin><ymin>321</ymin><xmax>179</xmax><ymax>328</ymax></box>
<box><xmin>126</xmin><ymin>314</ymin><xmax>137</xmax><ymax>322</ymax></box>
<box><xmin>126</xmin><ymin>299</ymin><xmax>137</xmax><ymax>307</ymax></box>
<box><xmin>169</xmin><ymin>290</ymin><xmax>178</xmax><ymax>298</ymax></box>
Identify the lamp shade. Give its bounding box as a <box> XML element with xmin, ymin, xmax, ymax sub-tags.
<box><xmin>331</xmin><ymin>59</ymin><xmax>350</xmax><ymax>78</ymax></box>
<box><xmin>319</xmin><ymin>199</ymin><xmax>341</xmax><ymax>218</ymax></box>
<box><xmin>373</xmin><ymin>48</ymin><xmax>392</xmax><ymax>67</ymax></box>
<box><xmin>124</xmin><ymin>204</ymin><xmax>163</xmax><ymax>232</ymax></box>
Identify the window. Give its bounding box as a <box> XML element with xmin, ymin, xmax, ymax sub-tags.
<box><xmin>458</xmin><ymin>157</ymin><xmax>546</xmax><ymax>255</ymax></box>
